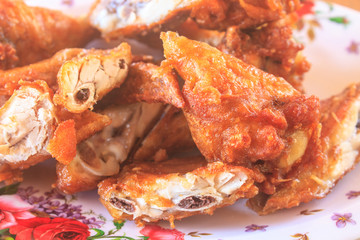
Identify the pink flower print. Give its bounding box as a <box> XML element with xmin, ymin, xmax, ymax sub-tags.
<box><xmin>331</xmin><ymin>213</ymin><xmax>356</xmax><ymax>228</ymax></box>
<box><xmin>0</xmin><ymin>195</ymin><xmax>35</xmax><ymax>229</ymax></box>
<box><xmin>346</xmin><ymin>190</ymin><xmax>360</xmax><ymax>199</ymax></box>
<box><xmin>140</xmin><ymin>225</ymin><xmax>185</xmax><ymax>240</ymax></box>
<box><xmin>245</xmin><ymin>224</ymin><xmax>268</xmax><ymax>232</ymax></box>
<box><xmin>346</xmin><ymin>41</ymin><xmax>359</xmax><ymax>54</ymax></box>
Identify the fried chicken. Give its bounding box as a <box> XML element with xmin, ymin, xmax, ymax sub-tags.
<box><xmin>161</xmin><ymin>32</ymin><xmax>320</xmax><ymax>191</ymax></box>
<box><xmin>0</xmin><ymin>48</ymin><xmax>85</xmax><ymax>97</ymax></box>
<box><xmin>0</xmin><ymin>0</ymin><xmax>98</xmax><ymax>70</ymax></box>
<box><xmin>98</xmin><ymin>61</ymin><xmax>185</xmax><ymax>109</ymax></box>
<box><xmin>191</xmin><ymin>0</ymin><xmax>301</xmax><ymax>30</ymax></box>
<box><xmin>98</xmin><ymin>156</ymin><xmax>264</xmax><ymax>227</ymax></box>
<box><xmin>217</xmin><ymin>14</ymin><xmax>310</xmax><ymax>91</ymax></box>
<box><xmin>248</xmin><ymin>83</ymin><xmax>360</xmax><ymax>214</ymax></box>
<box><xmin>55</xmin><ymin>102</ymin><xmax>164</xmax><ymax>194</ymax></box>
<box><xmin>54</xmin><ymin>43</ymin><xmax>132</xmax><ymax>113</ymax></box>
<box><xmin>0</xmin><ymin>81</ymin><xmax>56</xmax><ymax>183</ymax></box>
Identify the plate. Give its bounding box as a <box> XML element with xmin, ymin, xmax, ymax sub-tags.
<box><xmin>2</xmin><ymin>1</ymin><xmax>360</xmax><ymax>240</ymax></box>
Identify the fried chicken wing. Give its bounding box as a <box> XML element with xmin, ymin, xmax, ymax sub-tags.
<box><xmin>54</xmin><ymin>43</ymin><xmax>132</xmax><ymax>113</ymax></box>
<box><xmin>191</xmin><ymin>0</ymin><xmax>301</xmax><ymax>31</ymax></box>
<box><xmin>0</xmin><ymin>81</ymin><xmax>56</xmax><ymax>183</ymax></box>
<box><xmin>88</xmin><ymin>0</ymin><xmax>203</xmax><ymax>39</ymax></box>
<box><xmin>0</xmin><ymin>0</ymin><xmax>98</xmax><ymax>70</ymax></box>
<box><xmin>0</xmin><ymin>79</ymin><xmax>112</xmax><ymax>184</ymax></box>
<box><xmin>248</xmin><ymin>83</ymin><xmax>360</xmax><ymax>214</ymax></box>
<box><xmin>0</xmin><ymin>48</ymin><xmax>85</xmax><ymax>97</ymax></box>
<box><xmin>98</xmin><ymin>61</ymin><xmax>185</xmax><ymax>109</ymax></box>
<box><xmin>55</xmin><ymin>102</ymin><xmax>164</xmax><ymax>194</ymax></box>
<box><xmin>98</xmin><ymin>156</ymin><xmax>264</xmax><ymax>226</ymax></box>
<box><xmin>217</xmin><ymin>14</ymin><xmax>310</xmax><ymax>91</ymax></box>
<box><xmin>161</xmin><ymin>32</ymin><xmax>319</xmax><ymax>187</ymax></box>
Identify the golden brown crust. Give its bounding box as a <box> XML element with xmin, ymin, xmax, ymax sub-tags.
<box><xmin>217</xmin><ymin>14</ymin><xmax>310</xmax><ymax>91</ymax></box>
<box><xmin>0</xmin><ymin>48</ymin><xmax>85</xmax><ymax>96</ymax></box>
<box><xmin>248</xmin><ymin>83</ymin><xmax>360</xmax><ymax>214</ymax></box>
<box><xmin>98</xmin><ymin>157</ymin><xmax>263</xmax><ymax>225</ymax></box>
<box><xmin>0</xmin><ymin>0</ymin><xmax>98</xmax><ymax>70</ymax></box>
<box><xmin>98</xmin><ymin>61</ymin><xmax>185</xmax><ymax>108</ymax></box>
<box><xmin>161</xmin><ymin>31</ymin><xmax>320</xmax><ymax>186</ymax></box>
<box><xmin>191</xmin><ymin>0</ymin><xmax>301</xmax><ymax>30</ymax></box>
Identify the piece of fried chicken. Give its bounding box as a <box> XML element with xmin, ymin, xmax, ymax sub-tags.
<box><xmin>55</xmin><ymin>102</ymin><xmax>164</xmax><ymax>194</ymax></box>
<box><xmin>0</xmin><ymin>0</ymin><xmax>98</xmax><ymax>70</ymax></box>
<box><xmin>0</xmin><ymin>48</ymin><xmax>85</xmax><ymax>97</ymax></box>
<box><xmin>217</xmin><ymin>14</ymin><xmax>310</xmax><ymax>91</ymax></box>
<box><xmin>161</xmin><ymin>32</ymin><xmax>320</xmax><ymax>194</ymax></box>
<box><xmin>191</xmin><ymin>0</ymin><xmax>301</xmax><ymax>31</ymax></box>
<box><xmin>0</xmin><ymin>80</ymin><xmax>111</xmax><ymax>184</ymax></box>
<box><xmin>54</xmin><ymin>43</ymin><xmax>132</xmax><ymax>113</ymax></box>
<box><xmin>88</xmin><ymin>0</ymin><xmax>203</xmax><ymax>39</ymax></box>
<box><xmin>0</xmin><ymin>81</ymin><xmax>56</xmax><ymax>183</ymax></box>
<box><xmin>248</xmin><ymin>83</ymin><xmax>360</xmax><ymax>214</ymax></box>
<box><xmin>98</xmin><ymin>156</ymin><xmax>264</xmax><ymax>227</ymax></box>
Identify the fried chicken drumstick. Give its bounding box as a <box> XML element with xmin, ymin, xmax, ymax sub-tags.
<box><xmin>0</xmin><ymin>0</ymin><xmax>98</xmax><ymax>70</ymax></box>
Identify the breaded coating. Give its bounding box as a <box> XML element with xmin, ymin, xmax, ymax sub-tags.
<box><xmin>54</xmin><ymin>43</ymin><xmax>132</xmax><ymax>113</ymax></box>
<box><xmin>55</xmin><ymin>103</ymin><xmax>164</xmax><ymax>194</ymax></box>
<box><xmin>98</xmin><ymin>156</ymin><xmax>264</xmax><ymax>226</ymax></box>
<box><xmin>0</xmin><ymin>0</ymin><xmax>98</xmax><ymax>70</ymax></box>
<box><xmin>191</xmin><ymin>0</ymin><xmax>301</xmax><ymax>30</ymax></box>
<box><xmin>0</xmin><ymin>81</ymin><xmax>56</xmax><ymax>183</ymax></box>
<box><xmin>0</xmin><ymin>48</ymin><xmax>85</xmax><ymax>96</ymax></box>
<box><xmin>217</xmin><ymin>14</ymin><xmax>310</xmax><ymax>91</ymax></box>
<box><xmin>248</xmin><ymin>83</ymin><xmax>360</xmax><ymax>214</ymax></box>
<box><xmin>161</xmin><ymin>32</ymin><xmax>319</xmax><ymax>193</ymax></box>
<box><xmin>99</xmin><ymin>61</ymin><xmax>185</xmax><ymax>109</ymax></box>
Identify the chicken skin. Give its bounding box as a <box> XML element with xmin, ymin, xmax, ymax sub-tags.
<box><xmin>248</xmin><ymin>83</ymin><xmax>360</xmax><ymax>214</ymax></box>
<box><xmin>161</xmin><ymin>32</ymin><xmax>320</xmax><ymax>193</ymax></box>
<box><xmin>191</xmin><ymin>0</ymin><xmax>301</xmax><ymax>31</ymax></box>
<box><xmin>98</xmin><ymin>156</ymin><xmax>264</xmax><ymax>227</ymax></box>
<box><xmin>217</xmin><ymin>14</ymin><xmax>310</xmax><ymax>91</ymax></box>
<box><xmin>0</xmin><ymin>0</ymin><xmax>98</xmax><ymax>70</ymax></box>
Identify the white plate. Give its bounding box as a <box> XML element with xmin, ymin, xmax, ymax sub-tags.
<box><xmin>2</xmin><ymin>1</ymin><xmax>360</xmax><ymax>240</ymax></box>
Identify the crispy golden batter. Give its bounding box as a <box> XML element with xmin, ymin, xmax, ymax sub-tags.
<box><xmin>133</xmin><ymin>106</ymin><xmax>197</xmax><ymax>162</ymax></box>
<box><xmin>248</xmin><ymin>83</ymin><xmax>360</xmax><ymax>214</ymax></box>
<box><xmin>0</xmin><ymin>81</ymin><xmax>56</xmax><ymax>183</ymax></box>
<box><xmin>55</xmin><ymin>102</ymin><xmax>164</xmax><ymax>194</ymax></box>
<box><xmin>161</xmin><ymin>32</ymin><xmax>319</xmax><ymax>190</ymax></box>
<box><xmin>217</xmin><ymin>14</ymin><xmax>310</xmax><ymax>91</ymax></box>
<box><xmin>0</xmin><ymin>48</ymin><xmax>85</xmax><ymax>96</ymax></box>
<box><xmin>0</xmin><ymin>0</ymin><xmax>98</xmax><ymax>70</ymax></box>
<box><xmin>98</xmin><ymin>156</ymin><xmax>264</xmax><ymax>226</ymax></box>
<box><xmin>191</xmin><ymin>0</ymin><xmax>301</xmax><ymax>30</ymax></box>
<box><xmin>99</xmin><ymin>61</ymin><xmax>185</xmax><ymax>109</ymax></box>
<box><xmin>54</xmin><ymin>43</ymin><xmax>132</xmax><ymax>113</ymax></box>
